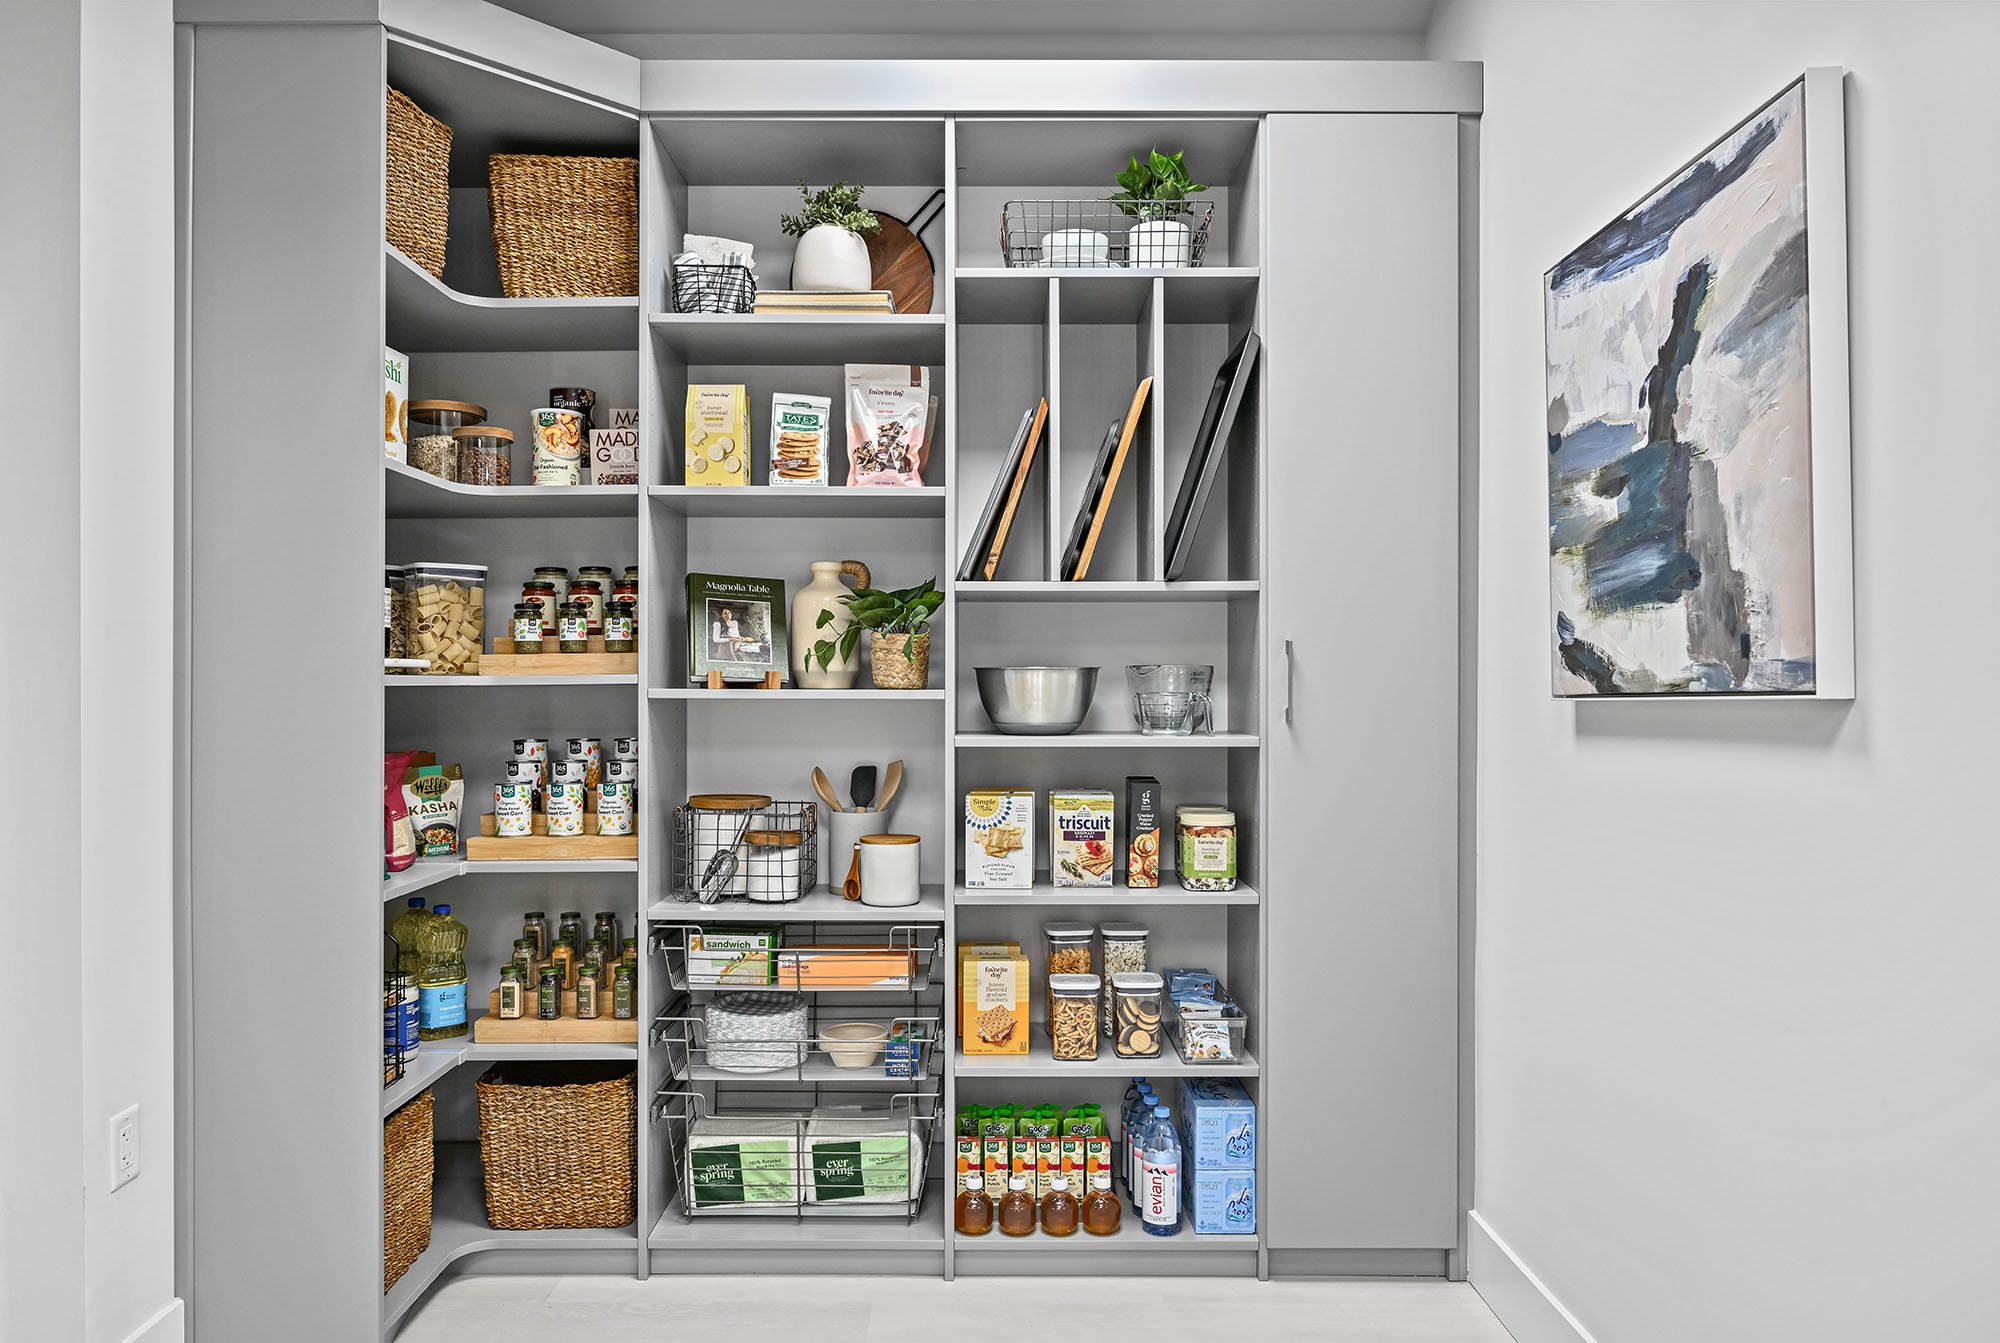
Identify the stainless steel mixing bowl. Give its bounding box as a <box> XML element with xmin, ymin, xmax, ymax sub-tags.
<box><xmin>974</xmin><ymin>666</ymin><xmax>1100</xmax><ymax>735</ymax></box>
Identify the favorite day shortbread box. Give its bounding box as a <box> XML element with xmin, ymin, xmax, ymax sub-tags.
<box><xmin>1051</xmin><ymin>789</ymin><xmax>1115</xmax><ymax>886</ymax></box>
<box><xmin>964</xmin><ymin>790</ymin><xmax>1034</xmax><ymax>889</ymax></box>
<box><xmin>685</xmin><ymin>384</ymin><xmax>749</xmax><ymax>485</ymax></box>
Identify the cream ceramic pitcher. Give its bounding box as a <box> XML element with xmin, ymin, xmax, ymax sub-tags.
<box><xmin>791</xmin><ymin>560</ymin><xmax>870</xmax><ymax>688</ymax></box>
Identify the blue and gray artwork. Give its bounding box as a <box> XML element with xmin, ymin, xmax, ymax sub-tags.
<box><xmin>1546</xmin><ymin>82</ymin><xmax>1816</xmax><ymax>695</ymax></box>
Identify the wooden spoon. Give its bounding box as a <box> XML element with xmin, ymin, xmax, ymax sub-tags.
<box><xmin>875</xmin><ymin>759</ymin><xmax>905</xmax><ymax>813</ymax></box>
<box><xmin>843</xmin><ymin>844</ymin><xmax>864</xmax><ymax>901</ymax></box>
<box><xmin>812</xmin><ymin>767</ymin><xmax>844</xmax><ymax>813</ymax></box>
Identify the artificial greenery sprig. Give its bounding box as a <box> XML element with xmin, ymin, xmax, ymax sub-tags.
<box><xmin>1108</xmin><ymin>149</ymin><xmax>1208</xmax><ymax>220</ymax></box>
<box><xmin>779</xmin><ymin>180</ymin><xmax>882</xmax><ymax>237</ymax></box>
<box><xmin>808</xmin><ymin>578</ymin><xmax>944</xmax><ymax>671</ymax></box>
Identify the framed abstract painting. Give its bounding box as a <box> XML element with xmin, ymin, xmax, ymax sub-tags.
<box><xmin>1545</xmin><ymin>68</ymin><xmax>1853</xmax><ymax>698</ymax></box>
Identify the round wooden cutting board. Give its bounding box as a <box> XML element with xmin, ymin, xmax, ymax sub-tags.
<box><xmin>865</xmin><ymin>190</ymin><xmax>945</xmax><ymax>314</ymax></box>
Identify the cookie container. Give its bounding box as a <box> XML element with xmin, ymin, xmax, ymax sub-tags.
<box><xmin>1097</xmin><ymin>921</ymin><xmax>1149</xmax><ymax>1036</ymax></box>
<box><xmin>1111</xmin><ymin>971</ymin><xmax>1164</xmax><ymax>1058</ymax></box>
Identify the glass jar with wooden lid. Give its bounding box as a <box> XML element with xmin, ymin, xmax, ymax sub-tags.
<box><xmin>407</xmin><ymin>400</ymin><xmax>486</xmax><ymax>480</ymax></box>
<box><xmin>743</xmin><ymin>827</ymin><xmax>807</xmax><ymax>903</ymax></box>
<box><xmin>452</xmin><ymin>425</ymin><xmax>513</xmax><ymax>486</ymax></box>
<box><xmin>686</xmin><ymin>793</ymin><xmax>772</xmax><ymax>900</ymax></box>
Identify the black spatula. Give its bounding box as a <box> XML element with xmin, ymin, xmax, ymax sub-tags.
<box><xmin>849</xmin><ymin>764</ymin><xmax>877</xmax><ymax>812</ymax></box>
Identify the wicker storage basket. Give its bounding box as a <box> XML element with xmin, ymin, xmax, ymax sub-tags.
<box><xmin>475</xmin><ymin>1062</ymin><xmax>636</xmax><ymax>1229</ymax></box>
<box><xmin>383</xmin><ymin>1089</ymin><xmax>435</xmax><ymax>1292</ymax></box>
<box><xmin>487</xmin><ymin>155</ymin><xmax>639</xmax><ymax>298</ymax></box>
<box><xmin>386</xmin><ymin>87</ymin><xmax>451</xmax><ymax>278</ymax></box>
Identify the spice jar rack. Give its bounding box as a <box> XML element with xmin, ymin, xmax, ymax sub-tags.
<box><xmin>481</xmin><ymin>634</ymin><xmax>638</xmax><ymax>676</ymax></box>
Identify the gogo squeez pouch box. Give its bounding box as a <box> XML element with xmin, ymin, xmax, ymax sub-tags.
<box><xmin>1051</xmin><ymin>789</ymin><xmax>1115</xmax><ymax>886</ymax></box>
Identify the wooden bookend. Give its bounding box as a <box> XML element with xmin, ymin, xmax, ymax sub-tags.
<box><xmin>708</xmin><ymin>671</ymin><xmax>784</xmax><ymax>689</ymax></box>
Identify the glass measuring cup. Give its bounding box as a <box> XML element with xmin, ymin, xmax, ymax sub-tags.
<box><xmin>1124</xmin><ymin>664</ymin><xmax>1214</xmax><ymax>735</ymax></box>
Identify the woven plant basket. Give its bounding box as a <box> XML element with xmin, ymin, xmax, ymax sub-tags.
<box><xmin>487</xmin><ymin>155</ymin><xmax>639</xmax><ymax>298</ymax></box>
<box><xmin>383</xmin><ymin>1089</ymin><xmax>434</xmax><ymax>1292</ymax></box>
<box><xmin>870</xmin><ymin>633</ymin><xmax>931</xmax><ymax>690</ymax></box>
<box><xmin>475</xmin><ymin>1062</ymin><xmax>635</xmax><ymax>1229</ymax></box>
<box><xmin>386</xmin><ymin>87</ymin><xmax>451</xmax><ymax>278</ymax></box>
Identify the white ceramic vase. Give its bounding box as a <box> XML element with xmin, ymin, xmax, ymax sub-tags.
<box><xmin>1128</xmin><ymin>218</ymin><xmax>1193</xmax><ymax>268</ymax></box>
<box><xmin>792</xmin><ymin>224</ymin><xmax>873</xmax><ymax>292</ymax></box>
<box><xmin>791</xmin><ymin>559</ymin><xmax>870</xmax><ymax>688</ymax></box>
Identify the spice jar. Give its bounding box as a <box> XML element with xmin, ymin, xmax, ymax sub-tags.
<box><xmin>497</xmin><ymin>966</ymin><xmax>524</xmax><ymax>1019</ymax></box>
<box><xmin>593</xmin><ymin>912</ymin><xmax>620</xmax><ymax>957</ymax></box>
<box><xmin>1098</xmin><ymin>921</ymin><xmax>1149</xmax><ymax>1036</ymax></box>
<box><xmin>570</xmin><ymin>579</ymin><xmax>605</xmax><ymax>636</ymax></box>
<box><xmin>1049</xmin><ymin>973</ymin><xmax>1101</xmax><ymax>1061</ymax></box>
<box><xmin>604</xmin><ymin>599</ymin><xmax>636</xmax><ymax>653</ymax></box>
<box><xmin>743</xmin><ymin>828</ymin><xmax>806</xmax><ymax>903</ymax></box>
<box><xmin>511</xmin><ymin>937</ymin><xmax>537</xmax><ymax>984</ymax></box>
<box><xmin>1112</xmin><ymin>971</ymin><xmax>1165</xmax><ymax>1058</ymax></box>
<box><xmin>508</xmin><ymin>602</ymin><xmax>543</xmax><ymax>653</ymax></box>
<box><xmin>522</xmin><ymin>911</ymin><xmax>548</xmax><ymax>959</ymax></box>
<box><xmin>557</xmin><ymin>599</ymin><xmax>590</xmax><ymax>653</ymax></box>
<box><xmin>407</xmin><ymin>400</ymin><xmax>486</xmax><ymax>479</ymax></box>
<box><xmin>537</xmin><ymin>965</ymin><xmax>562</xmax><ymax>1020</ymax></box>
<box><xmin>613</xmin><ymin>963</ymin><xmax>636</xmax><ymax>1019</ymax></box>
<box><xmin>558</xmin><ymin>911</ymin><xmax>585</xmax><ymax>949</ymax></box>
<box><xmin>452</xmin><ymin>425</ymin><xmax>513</xmax><ymax>486</ymax></box>
<box><xmin>1177</xmin><ymin>807</ymin><xmax>1238</xmax><ymax>892</ymax></box>
<box><xmin>575</xmin><ymin>960</ymin><xmax>601</xmax><ymax>1018</ymax></box>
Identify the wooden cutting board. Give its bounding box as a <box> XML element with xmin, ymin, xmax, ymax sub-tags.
<box><xmin>865</xmin><ymin>190</ymin><xmax>944</xmax><ymax>315</ymax></box>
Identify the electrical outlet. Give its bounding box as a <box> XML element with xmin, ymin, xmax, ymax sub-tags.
<box><xmin>110</xmin><ymin>1105</ymin><xmax>140</xmax><ymax>1192</ymax></box>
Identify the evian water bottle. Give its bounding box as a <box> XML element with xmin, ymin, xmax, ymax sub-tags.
<box><xmin>1139</xmin><ymin>1104</ymin><xmax>1181</xmax><ymax>1236</ymax></box>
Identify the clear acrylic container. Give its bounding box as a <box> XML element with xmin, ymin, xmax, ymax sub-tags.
<box><xmin>1048</xmin><ymin>973</ymin><xmax>1101</xmax><ymax>1061</ymax></box>
<box><xmin>405</xmin><ymin>562</ymin><xmax>487</xmax><ymax>674</ymax></box>
<box><xmin>1097</xmin><ymin>921</ymin><xmax>1149</xmax><ymax>1036</ymax></box>
<box><xmin>453</xmin><ymin>425</ymin><xmax>513</xmax><ymax>486</ymax></box>
<box><xmin>1110</xmin><ymin>970</ymin><xmax>1164</xmax><ymax>1058</ymax></box>
<box><xmin>407</xmin><ymin>400</ymin><xmax>486</xmax><ymax>480</ymax></box>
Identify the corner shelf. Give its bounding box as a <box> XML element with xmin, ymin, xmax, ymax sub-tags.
<box><xmin>648</xmin><ymin>485</ymin><xmax>946</xmax><ymax>518</ymax></box>
<box><xmin>648</xmin><ymin>311</ymin><xmax>946</xmax><ymax>365</ymax></box>
<box><xmin>384</xmin><ymin>244</ymin><xmax>639</xmax><ymax>353</ymax></box>
<box><xmin>385</xmin><ymin>461</ymin><xmax>638</xmax><ymax>520</ymax></box>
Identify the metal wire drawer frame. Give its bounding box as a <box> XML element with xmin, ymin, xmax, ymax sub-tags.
<box><xmin>651</xmin><ymin>924</ymin><xmax>943</xmax><ymax>994</ymax></box>
<box><xmin>653</xmin><ymin>1081</ymin><xmax>942</xmax><ymax>1221</ymax></box>
<box><xmin>653</xmin><ymin>999</ymin><xmax>942</xmax><ymax>1085</ymax></box>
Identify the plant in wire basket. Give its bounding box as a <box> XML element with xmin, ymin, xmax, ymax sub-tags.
<box><xmin>1109</xmin><ymin>149</ymin><xmax>1209</xmax><ymax>268</ymax></box>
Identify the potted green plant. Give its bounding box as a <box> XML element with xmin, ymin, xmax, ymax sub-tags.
<box><xmin>781</xmin><ymin>179</ymin><xmax>881</xmax><ymax>293</ymax></box>
<box><xmin>1108</xmin><ymin>149</ymin><xmax>1208</xmax><ymax>268</ymax></box>
<box><xmin>806</xmin><ymin>577</ymin><xmax>943</xmax><ymax>689</ymax></box>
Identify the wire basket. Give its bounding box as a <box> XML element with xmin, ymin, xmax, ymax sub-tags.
<box><xmin>653</xmin><ymin>1081</ymin><xmax>941</xmax><ymax>1220</ymax></box>
<box><xmin>383</xmin><ymin>933</ymin><xmax>413</xmax><ymax>1087</ymax></box>
<box><xmin>653</xmin><ymin>924</ymin><xmax>942</xmax><ymax>994</ymax></box>
<box><xmin>668</xmin><ymin>801</ymin><xmax>818</xmax><ymax>904</ymax></box>
<box><xmin>672</xmin><ymin>261</ymin><xmax>757</xmax><ymax>314</ymax></box>
<box><xmin>1001</xmin><ymin>199</ymin><xmax>1215</xmax><ymax>268</ymax></box>
<box><xmin>653</xmin><ymin>997</ymin><xmax>941</xmax><ymax>1084</ymax></box>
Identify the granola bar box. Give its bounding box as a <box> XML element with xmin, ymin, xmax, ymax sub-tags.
<box><xmin>964</xmin><ymin>789</ymin><xmax>1034</xmax><ymax>889</ymax></box>
<box><xmin>1050</xmin><ymin>789</ymin><xmax>1115</xmax><ymax>887</ymax></box>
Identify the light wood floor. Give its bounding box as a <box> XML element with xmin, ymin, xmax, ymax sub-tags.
<box><xmin>399</xmin><ymin>1274</ymin><xmax>1515</xmax><ymax>1342</ymax></box>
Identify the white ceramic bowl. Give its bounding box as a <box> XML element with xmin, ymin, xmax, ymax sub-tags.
<box><xmin>821</xmin><ymin>1021</ymin><xmax>891</xmax><ymax>1069</ymax></box>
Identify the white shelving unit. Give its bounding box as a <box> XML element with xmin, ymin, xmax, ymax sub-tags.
<box><xmin>179</xmin><ymin>8</ymin><xmax>1471</xmax><ymax>1336</ymax></box>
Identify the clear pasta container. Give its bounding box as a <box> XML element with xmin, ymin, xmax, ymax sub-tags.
<box><xmin>1110</xmin><ymin>970</ymin><xmax>1164</xmax><ymax>1058</ymax></box>
<box><xmin>1042</xmin><ymin>921</ymin><xmax>1094</xmax><ymax>978</ymax></box>
<box><xmin>405</xmin><ymin>562</ymin><xmax>486</xmax><ymax>674</ymax></box>
<box><xmin>1097</xmin><ymin>921</ymin><xmax>1149</xmax><ymax>1036</ymax></box>
<box><xmin>1048</xmin><ymin>973</ymin><xmax>1101</xmax><ymax>1061</ymax></box>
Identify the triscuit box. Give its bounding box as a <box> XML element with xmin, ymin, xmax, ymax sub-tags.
<box><xmin>961</xmin><ymin>953</ymin><xmax>1028</xmax><ymax>1054</ymax></box>
<box><xmin>384</xmin><ymin>347</ymin><xmax>409</xmax><ymax>462</ymax></box>
<box><xmin>685</xmin><ymin>384</ymin><xmax>749</xmax><ymax>485</ymax></box>
<box><xmin>964</xmin><ymin>790</ymin><xmax>1034</xmax><ymax>889</ymax></box>
<box><xmin>686</xmin><ymin>925</ymin><xmax>783</xmax><ymax>985</ymax></box>
<box><xmin>1051</xmin><ymin>789</ymin><xmax>1115</xmax><ymax>887</ymax></box>
<box><xmin>775</xmin><ymin>944</ymin><xmax>915</xmax><ymax>990</ymax></box>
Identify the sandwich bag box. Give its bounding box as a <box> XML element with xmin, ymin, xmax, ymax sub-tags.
<box><xmin>686</xmin><ymin>925</ymin><xmax>783</xmax><ymax>985</ymax></box>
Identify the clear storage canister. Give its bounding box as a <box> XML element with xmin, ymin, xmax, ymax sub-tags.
<box><xmin>1097</xmin><ymin>921</ymin><xmax>1149</xmax><ymax>1036</ymax></box>
<box><xmin>405</xmin><ymin>562</ymin><xmax>487</xmax><ymax>674</ymax></box>
<box><xmin>743</xmin><ymin>828</ymin><xmax>806</xmax><ymax>903</ymax></box>
<box><xmin>687</xmin><ymin>793</ymin><xmax>772</xmax><ymax>900</ymax></box>
<box><xmin>1049</xmin><ymin>973</ymin><xmax>1101</xmax><ymax>1061</ymax></box>
<box><xmin>407</xmin><ymin>400</ymin><xmax>486</xmax><ymax>480</ymax></box>
<box><xmin>1111</xmin><ymin>971</ymin><xmax>1165</xmax><ymax>1058</ymax></box>
<box><xmin>452</xmin><ymin>425</ymin><xmax>513</xmax><ymax>486</ymax></box>
<box><xmin>1042</xmin><ymin>921</ymin><xmax>1094</xmax><ymax>978</ymax></box>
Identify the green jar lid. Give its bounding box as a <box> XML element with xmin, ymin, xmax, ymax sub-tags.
<box><xmin>525</xmin><ymin>910</ymin><xmax>545</xmax><ymax>918</ymax></box>
<box><xmin>514</xmin><ymin>937</ymin><xmax>535</xmax><ymax>947</ymax></box>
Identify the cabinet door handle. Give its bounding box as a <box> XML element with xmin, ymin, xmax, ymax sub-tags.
<box><xmin>1283</xmin><ymin>639</ymin><xmax>1295</xmax><ymax>727</ymax></box>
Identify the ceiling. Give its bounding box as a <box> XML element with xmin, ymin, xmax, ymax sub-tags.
<box><xmin>487</xmin><ymin>0</ymin><xmax>1439</xmax><ymax>60</ymax></box>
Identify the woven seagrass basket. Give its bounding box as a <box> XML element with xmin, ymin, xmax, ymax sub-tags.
<box><xmin>385</xmin><ymin>88</ymin><xmax>451</xmax><ymax>277</ymax></box>
<box><xmin>487</xmin><ymin>155</ymin><xmax>639</xmax><ymax>298</ymax></box>
<box><xmin>475</xmin><ymin>1062</ymin><xmax>636</xmax><ymax>1229</ymax></box>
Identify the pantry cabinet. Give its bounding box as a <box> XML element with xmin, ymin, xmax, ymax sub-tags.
<box><xmin>1261</xmin><ymin>113</ymin><xmax>1464</xmax><ymax>1263</ymax></box>
<box><xmin>174</xmin><ymin>5</ymin><xmax>1477</xmax><ymax>1335</ymax></box>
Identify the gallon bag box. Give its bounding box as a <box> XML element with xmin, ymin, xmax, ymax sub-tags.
<box><xmin>1185</xmin><ymin>1169</ymin><xmax>1256</xmax><ymax>1234</ymax></box>
<box><xmin>1179</xmin><ymin>1077</ymin><xmax>1256</xmax><ymax>1171</ymax></box>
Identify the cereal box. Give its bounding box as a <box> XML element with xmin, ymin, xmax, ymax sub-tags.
<box><xmin>964</xmin><ymin>790</ymin><xmax>1033</xmax><ymax>889</ymax></box>
<box><xmin>383</xmin><ymin>346</ymin><xmax>409</xmax><ymax>462</ymax></box>
<box><xmin>1051</xmin><ymin>789</ymin><xmax>1115</xmax><ymax>886</ymax></box>
<box><xmin>960</xmin><ymin>953</ymin><xmax>1028</xmax><ymax>1055</ymax></box>
<box><xmin>685</xmin><ymin>384</ymin><xmax>749</xmax><ymax>485</ymax></box>
<box><xmin>1125</xmin><ymin>775</ymin><xmax>1161</xmax><ymax>888</ymax></box>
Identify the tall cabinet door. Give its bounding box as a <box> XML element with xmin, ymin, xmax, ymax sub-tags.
<box><xmin>1262</xmin><ymin>113</ymin><xmax>1462</xmax><ymax>1252</ymax></box>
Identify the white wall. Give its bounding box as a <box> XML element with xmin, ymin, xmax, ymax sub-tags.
<box><xmin>2</xmin><ymin>2</ymin><xmax>181</xmax><ymax>1342</ymax></box>
<box><xmin>1427</xmin><ymin>3</ymin><xmax>2000</xmax><ymax>1341</ymax></box>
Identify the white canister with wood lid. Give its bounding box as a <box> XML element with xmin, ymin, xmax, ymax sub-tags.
<box><xmin>858</xmin><ymin>833</ymin><xmax>921</xmax><ymax>907</ymax></box>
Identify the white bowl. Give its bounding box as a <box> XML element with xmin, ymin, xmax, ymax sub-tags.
<box><xmin>1039</xmin><ymin>229</ymin><xmax>1108</xmax><ymax>267</ymax></box>
<box><xmin>821</xmin><ymin>1021</ymin><xmax>891</xmax><ymax>1068</ymax></box>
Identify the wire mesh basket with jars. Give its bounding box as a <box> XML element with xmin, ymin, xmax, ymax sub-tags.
<box><xmin>668</xmin><ymin>799</ymin><xmax>819</xmax><ymax>904</ymax></box>
<box><xmin>999</xmin><ymin>200</ymin><xmax>1215</xmax><ymax>268</ymax></box>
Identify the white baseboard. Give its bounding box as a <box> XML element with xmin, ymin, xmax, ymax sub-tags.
<box><xmin>1467</xmin><ymin>1211</ymin><xmax>1600</xmax><ymax>1343</ymax></box>
<box><xmin>120</xmin><ymin>1297</ymin><xmax>185</xmax><ymax>1343</ymax></box>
